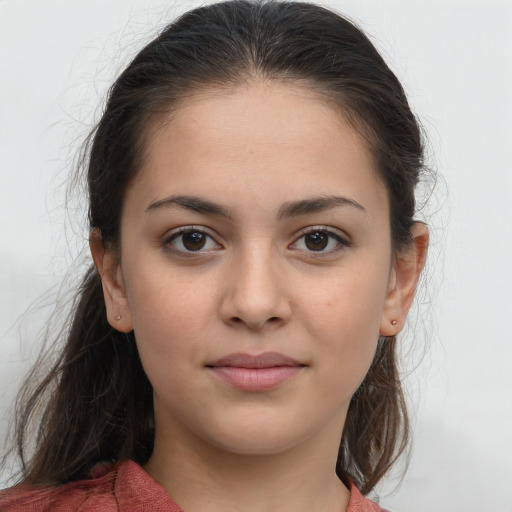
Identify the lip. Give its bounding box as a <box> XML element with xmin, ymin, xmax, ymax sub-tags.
<box><xmin>206</xmin><ymin>352</ymin><xmax>305</xmax><ymax>391</ymax></box>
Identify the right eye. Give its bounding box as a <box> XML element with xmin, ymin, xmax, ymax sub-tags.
<box><xmin>164</xmin><ymin>227</ymin><xmax>221</xmax><ymax>254</ymax></box>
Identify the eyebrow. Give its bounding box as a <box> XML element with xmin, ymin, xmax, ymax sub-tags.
<box><xmin>145</xmin><ymin>194</ymin><xmax>365</xmax><ymax>219</ymax></box>
<box><xmin>278</xmin><ymin>195</ymin><xmax>365</xmax><ymax>219</ymax></box>
<box><xmin>146</xmin><ymin>195</ymin><xmax>232</xmax><ymax>217</ymax></box>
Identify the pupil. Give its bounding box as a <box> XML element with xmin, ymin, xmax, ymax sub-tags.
<box><xmin>183</xmin><ymin>232</ymin><xmax>206</xmax><ymax>251</ymax></box>
<box><xmin>305</xmin><ymin>232</ymin><xmax>328</xmax><ymax>251</ymax></box>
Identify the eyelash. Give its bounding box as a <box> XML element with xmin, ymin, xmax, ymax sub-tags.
<box><xmin>290</xmin><ymin>227</ymin><xmax>350</xmax><ymax>255</ymax></box>
<box><xmin>162</xmin><ymin>226</ymin><xmax>350</xmax><ymax>256</ymax></box>
<box><xmin>163</xmin><ymin>226</ymin><xmax>221</xmax><ymax>255</ymax></box>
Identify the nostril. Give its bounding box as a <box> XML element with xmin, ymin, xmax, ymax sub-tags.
<box><xmin>228</xmin><ymin>315</ymin><xmax>281</xmax><ymax>328</ymax></box>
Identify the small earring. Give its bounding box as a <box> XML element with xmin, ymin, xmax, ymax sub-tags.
<box><xmin>391</xmin><ymin>319</ymin><xmax>397</xmax><ymax>325</ymax></box>
<box><xmin>115</xmin><ymin>315</ymin><xmax>121</xmax><ymax>321</ymax></box>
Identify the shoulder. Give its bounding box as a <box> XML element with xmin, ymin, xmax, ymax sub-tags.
<box><xmin>0</xmin><ymin>460</ymin><xmax>182</xmax><ymax>512</ymax></box>
<box><xmin>0</xmin><ymin>462</ymin><xmax>119</xmax><ymax>511</ymax></box>
<box><xmin>0</xmin><ymin>461</ymin><xmax>121</xmax><ymax>512</ymax></box>
<box><xmin>347</xmin><ymin>482</ymin><xmax>389</xmax><ymax>512</ymax></box>
<box><xmin>1</xmin><ymin>466</ymin><xmax>385</xmax><ymax>512</ymax></box>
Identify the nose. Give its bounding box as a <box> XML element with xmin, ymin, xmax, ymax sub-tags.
<box><xmin>219</xmin><ymin>246</ymin><xmax>292</xmax><ymax>331</ymax></box>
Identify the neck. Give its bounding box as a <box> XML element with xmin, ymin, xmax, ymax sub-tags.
<box><xmin>144</xmin><ymin>420</ymin><xmax>350</xmax><ymax>512</ymax></box>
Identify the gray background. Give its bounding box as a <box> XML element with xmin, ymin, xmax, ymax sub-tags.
<box><xmin>1</xmin><ymin>1</ymin><xmax>511</xmax><ymax>510</ymax></box>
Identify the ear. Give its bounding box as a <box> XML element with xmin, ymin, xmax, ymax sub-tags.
<box><xmin>89</xmin><ymin>229</ymin><xmax>134</xmax><ymax>333</ymax></box>
<box><xmin>379</xmin><ymin>222</ymin><xmax>429</xmax><ymax>336</ymax></box>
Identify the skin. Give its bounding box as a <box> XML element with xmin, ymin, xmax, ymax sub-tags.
<box><xmin>91</xmin><ymin>81</ymin><xmax>428</xmax><ymax>512</ymax></box>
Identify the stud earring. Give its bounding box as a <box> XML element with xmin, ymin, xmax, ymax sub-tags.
<box><xmin>391</xmin><ymin>319</ymin><xmax>397</xmax><ymax>325</ymax></box>
<box><xmin>115</xmin><ymin>315</ymin><xmax>121</xmax><ymax>321</ymax></box>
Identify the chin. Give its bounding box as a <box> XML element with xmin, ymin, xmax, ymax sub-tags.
<box><xmin>210</xmin><ymin>434</ymin><xmax>301</xmax><ymax>457</ymax></box>
<box><xmin>197</xmin><ymin>414</ymin><xmax>318</xmax><ymax>457</ymax></box>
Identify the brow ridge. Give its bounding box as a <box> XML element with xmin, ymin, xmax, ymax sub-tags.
<box><xmin>278</xmin><ymin>195</ymin><xmax>365</xmax><ymax>219</ymax></box>
<box><xmin>146</xmin><ymin>195</ymin><xmax>231</xmax><ymax>218</ymax></box>
<box><xmin>146</xmin><ymin>194</ymin><xmax>364</xmax><ymax>219</ymax></box>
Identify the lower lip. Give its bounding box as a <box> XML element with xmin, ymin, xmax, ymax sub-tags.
<box><xmin>209</xmin><ymin>366</ymin><xmax>303</xmax><ymax>391</ymax></box>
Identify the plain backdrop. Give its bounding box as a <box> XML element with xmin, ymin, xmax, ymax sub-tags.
<box><xmin>1</xmin><ymin>1</ymin><xmax>511</xmax><ymax>510</ymax></box>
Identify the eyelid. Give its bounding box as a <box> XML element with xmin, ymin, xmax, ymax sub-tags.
<box><xmin>289</xmin><ymin>225</ymin><xmax>351</xmax><ymax>254</ymax></box>
<box><xmin>162</xmin><ymin>225</ymin><xmax>223</xmax><ymax>255</ymax></box>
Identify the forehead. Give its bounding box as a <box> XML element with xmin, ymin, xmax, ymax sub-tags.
<box><xmin>146</xmin><ymin>80</ymin><xmax>366</xmax><ymax>160</ymax></box>
<box><xmin>128</xmin><ymin>80</ymin><xmax>388</xmax><ymax>219</ymax></box>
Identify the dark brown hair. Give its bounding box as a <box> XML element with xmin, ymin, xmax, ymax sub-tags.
<box><xmin>8</xmin><ymin>0</ymin><xmax>424</xmax><ymax>496</ymax></box>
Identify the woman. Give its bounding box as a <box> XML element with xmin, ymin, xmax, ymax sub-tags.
<box><xmin>1</xmin><ymin>1</ymin><xmax>428</xmax><ymax>510</ymax></box>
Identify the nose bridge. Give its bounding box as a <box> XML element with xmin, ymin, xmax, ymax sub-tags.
<box><xmin>222</xmin><ymin>238</ymin><xmax>290</xmax><ymax>329</ymax></box>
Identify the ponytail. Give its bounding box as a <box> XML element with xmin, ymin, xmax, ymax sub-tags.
<box><xmin>337</xmin><ymin>336</ymin><xmax>409</xmax><ymax>494</ymax></box>
<box><xmin>16</xmin><ymin>266</ymin><xmax>153</xmax><ymax>485</ymax></box>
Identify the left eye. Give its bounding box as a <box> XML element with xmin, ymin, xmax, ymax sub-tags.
<box><xmin>166</xmin><ymin>229</ymin><xmax>220</xmax><ymax>252</ymax></box>
<box><xmin>292</xmin><ymin>229</ymin><xmax>347</xmax><ymax>253</ymax></box>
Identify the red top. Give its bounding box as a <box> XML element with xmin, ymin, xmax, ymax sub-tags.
<box><xmin>0</xmin><ymin>460</ymin><xmax>385</xmax><ymax>511</ymax></box>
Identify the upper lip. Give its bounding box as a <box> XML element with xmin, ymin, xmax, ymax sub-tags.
<box><xmin>207</xmin><ymin>352</ymin><xmax>304</xmax><ymax>369</ymax></box>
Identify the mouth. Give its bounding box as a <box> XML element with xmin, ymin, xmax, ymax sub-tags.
<box><xmin>206</xmin><ymin>352</ymin><xmax>306</xmax><ymax>391</ymax></box>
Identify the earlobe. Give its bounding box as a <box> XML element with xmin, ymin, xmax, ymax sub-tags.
<box><xmin>380</xmin><ymin>223</ymin><xmax>429</xmax><ymax>336</ymax></box>
<box><xmin>89</xmin><ymin>229</ymin><xmax>134</xmax><ymax>333</ymax></box>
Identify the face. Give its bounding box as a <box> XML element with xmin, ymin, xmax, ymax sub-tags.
<box><xmin>100</xmin><ymin>81</ymin><xmax>407</xmax><ymax>458</ymax></box>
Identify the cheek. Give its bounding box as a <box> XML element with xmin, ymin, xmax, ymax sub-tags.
<box><xmin>127</xmin><ymin>263</ymin><xmax>214</xmax><ymax>326</ymax></box>
<box><xmin>302</xmin><ymin>266</ymin><xmax>389</xmax><ymax>337</ymax></box>
<box><xmin>300</xmin><ymin>268</ymin><xmax>388</xmax><ymax>384</ymax></box>
<box><xmin>125</xmin><ymin>275</ymin><xmax>213</xmax><ymax>405</ymax></box>
<box><xmin>123</xmin><ymin>266</ymin><xmax>219</xmax><ymax>367</ymax></box>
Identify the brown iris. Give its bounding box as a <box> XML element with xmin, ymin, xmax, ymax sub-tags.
<box><xmin>304</xmin><ymin>231</ymin><xmax>329</xmax><ymax>251</ymax></box>
<box><xmin>182</xmin><ymin>231</ymin><xmax>207</xmax><ymax>251</ymax></box>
